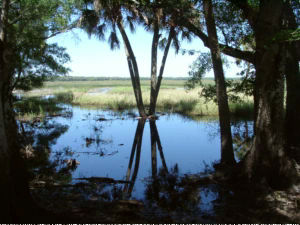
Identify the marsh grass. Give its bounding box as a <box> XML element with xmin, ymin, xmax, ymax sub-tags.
<box><xmin>17</xmin><ymin>79</ymin><xmax>254</xmax><ymax>117</ymax></box>
<box><xmin>14</xmin><ymin>96</ymin><xmax>64</xmax><ymax>121</ymax></box>
<box><xmin>229</xmin><ymin>101</ymin><xmax>254</xmax><ymax>119</ymax></box>
<box><xmin>54</xmin><ymin>91</ymin><xmax>74</xmax><ymax>103</ymax></box>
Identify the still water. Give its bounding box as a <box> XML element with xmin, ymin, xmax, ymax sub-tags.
<box><xmin>26</xmin><ymin>104</ymin><xmax>253</xmax><ymax>216</ymax></box>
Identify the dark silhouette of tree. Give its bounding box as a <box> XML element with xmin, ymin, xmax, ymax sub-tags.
<box><xmin>0</xmin><ymin>0</ymin><xmax>78</xmax><ymax>222</ymax></box>
<box><xmin>178</xmin><ymin>0</ymin><xmax>299</xmax><ymax>187</ymax></box>
<box><xmin>226</xmin><ymin>0</ymin><xmax>299</xmax><ymax>187</ymax></box>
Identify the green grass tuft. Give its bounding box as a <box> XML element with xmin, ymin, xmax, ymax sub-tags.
<box><xmin>54</xmin><ymin>91</ymin><xmax>74</xmax><ymax>103</ymax></box>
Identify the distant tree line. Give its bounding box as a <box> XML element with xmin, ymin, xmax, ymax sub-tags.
<box><xmin>51</xmin><ymin>76</ymin><xmax>191</xmax><ymax>81</ymax></box>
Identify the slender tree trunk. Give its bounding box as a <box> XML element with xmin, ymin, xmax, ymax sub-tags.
<box><xmin>149</xmin><ymin>20</ymin><xmax>159</xmax><ymax>116</ymax></box>
<box><xmin>243</xmin><ymin>0</ymin><xmax>297</xmax><ymax>188</ymax></box>
<box><xmin>149</xmin><ymin>27</ymin><xmax>175</xmax><ymax>115</ymax></box>
<box><xmin>117</xmin><ymin>21</ymin><xmax>146</xmax><ymax>117</ymax></box>
<box><xmin>203</xmin><ymin>0</ymin><xmax>235</xmax><ymax>165</ymax></box>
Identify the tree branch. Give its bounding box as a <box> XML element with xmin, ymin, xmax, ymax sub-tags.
<box><xmin>183</xmin><ymin>20</ymin><xmax>255</xmax><ymax>63</ymax></box>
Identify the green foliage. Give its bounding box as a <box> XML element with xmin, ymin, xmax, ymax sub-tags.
<box><xmin>185</xmin><ymin>52</ymin><xmax>213</xmax><ymax>89</ymax></box>
<box><xmin>14</xmin><ymin>96</ymin><xmax>64</xmax><ymax>120</ymax></box>
<box><xmin>213</xmin><ymin>0</ymin><xmax>253</xmax><ymax>48</ymax></box>
<box><xmin>6</xmin><ymin>0</ymin><xmax>78</xmax><ymax>91</ymax></box>
<box><xmin>272</xmin><ymin>28</ymin><xmax>300</xmax><ymax>43</ymax></box>
<box><xmin>186</xmin><ymin>51</ymin><xmax>254</xmax><ymax>104</ymax></box>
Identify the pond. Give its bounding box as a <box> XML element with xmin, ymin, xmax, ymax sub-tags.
<box><xmin>21</xmin><ymin>103</ymin><xmax>254</xmax><ymax>221</ymax></box>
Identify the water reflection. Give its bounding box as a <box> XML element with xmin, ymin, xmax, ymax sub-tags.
<box><xmin>19</xmin><ymin>119</ymin><xmax>80</xmax><ymax>185</ymax></box>
<box><xmin>17</xmin><ymin>101</ymin><xmax>261</xmax><ymax>222</ymax></box>
<box><xmin>232</xmin><ymin>120</ymin><xmax>253</xmax><ymax>161</ymax></box>
<box><xmin>122</xmin><ymin>119</ymin><xmax>170</xmax><ymax>199</ymax></box>
<box><xmin>123</xmin><ymin>119</ymin><xmax>146</xmax><ymax>198</ymax></box>
<box><xmin>121</xmin><ymin>119</ymin><xmax>215</xmax><ymax>219</ymax></box>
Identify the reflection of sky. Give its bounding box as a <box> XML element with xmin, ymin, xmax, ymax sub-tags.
<box><xmin>49</xmin><ymin>106</ymin><xmax>251</xmax><ymax>200</ymax></box>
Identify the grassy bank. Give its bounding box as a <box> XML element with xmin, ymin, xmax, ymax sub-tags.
<box><xmin>16</xmin><ymin>79</ymin><xmax>253</xmax><ymax>118</ymax></box>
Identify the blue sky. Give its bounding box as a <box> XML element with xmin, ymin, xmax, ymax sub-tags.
<box><xmin>49</xmin><ymin>26</ymin><xmax>239</xmax><ymax>78</ymax></box>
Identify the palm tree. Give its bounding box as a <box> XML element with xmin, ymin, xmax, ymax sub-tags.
<box><xmin>80</xmin><ymin>0</ymin><xmax>189</xmax><ymax>116</ymax></box>
<box><xmin>79</xmin><ymin>0</ymin><xmax>146</xmax><ymax>116</ymax></box>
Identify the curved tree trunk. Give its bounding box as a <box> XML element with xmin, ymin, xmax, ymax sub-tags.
<box><xmin>203</xmin><ymin>0</ymin><xmax>236</xmax><ymax>166</ymax></box>
<box><xmin>117</xmin><ymin>21</ymin><xmax>146</xmax><ymax>117</ymax></box>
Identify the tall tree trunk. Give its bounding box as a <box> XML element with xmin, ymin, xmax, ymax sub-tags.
<box><xmin>243</xmin><ymin>0</ymin><xmax>297</xmax><ymax>188</ymax></box>
<box><xmin>0</xmin><ymin>82</ymin><xmax>13</xmax><ymax>222</ymax></box>
<box><xmin>203</xmin><ymin>0</ymin><xmax>235</xmax><ymax>165</ymax></box>
<box><xmin>0</xmin><ymin>0</ymin><xmax>14</xmax><ymax>221</ymax></box>
<box><xmin>149</xmin><ymin>27</ymin><xmax>174</xmax><ymax>115</ymax></box>
<box><xmin>149</xmin><ymin>20</ymin><xmax>159</xmax><ymax>116</ymax></box>
<box><xmin>0</xmin><ymin>54</ymin><xmax>37</xmax><ymax>222</ymax></box>
<box><xmin>284</xmin><ymin>1</ymin><xmax>300</xmax><ymax>163</ymax></box>
<box><xmin>117</xmin><ymin>21</ymin><xmax>146</xmax><ymax>117</ymax></box>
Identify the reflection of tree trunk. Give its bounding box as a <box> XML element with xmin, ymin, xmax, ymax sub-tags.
<box><xmin>150</xmin><ymin>120</ymin><xmax>168</xmax><ymax>173</ymax></box>
<box><xmin>243</xmin><ymin>120</ymin><xmax>249</xmax><ymax>140</ymax></box>
<box><xmin>123</xmin><ymin>119</ymin><xmax>145</xmax><ymax>197</ymax></box>
<box><xmin>117</xmin><ymin>21</ymin><xmax>146</xmax><ymax>117</ymax></box>
<box><xmin>203</xmin><ymin>0</ymin><xmax>235</xmax><ymax>166</ymax></box>
<box><xmin>149</xmin><ymin>120</ymin><xmax>166</xmax><ymax>200</ymax></box>
<box><xmin>123</xmin><ymin>119</ymin><xmax>168</xmax><ymax>198</ymax></box>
